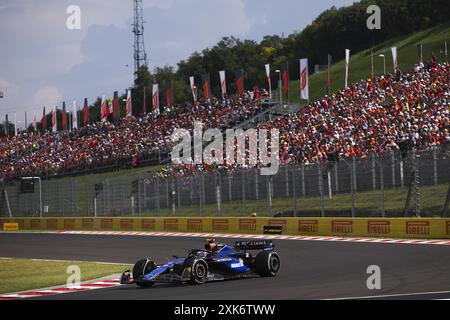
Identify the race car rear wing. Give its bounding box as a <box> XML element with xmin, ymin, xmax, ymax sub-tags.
<box><xmin>234</xmin><ymin>240</ymin><xmax>274</xmax><ymax>251</ymax></box>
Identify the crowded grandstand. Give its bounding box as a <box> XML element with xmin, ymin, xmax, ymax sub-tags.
<box><xmin>1</xmin><ymin>60</ymin><xmax>449</xmax><ymax>181</ymax></box>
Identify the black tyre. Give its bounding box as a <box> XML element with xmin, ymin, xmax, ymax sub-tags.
<box><xmin>189</xmin><ymin>259</ymin><xmax>208</xmax><ymax>285</ymax></box>
<box><xmin>255</xmin><ymin>251</ymin><xmax>280</xmax><ymax>277</ymax></box>
<box><xmin>133</xmin><ymin>258</ymin><xmax>157</xmax><ymax>287</ymax></box>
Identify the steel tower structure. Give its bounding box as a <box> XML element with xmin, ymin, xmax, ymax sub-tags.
<box><xmin>132</xmin><ymin>0</ymin><xmax>148</xmax><ymax>78</ymax></box>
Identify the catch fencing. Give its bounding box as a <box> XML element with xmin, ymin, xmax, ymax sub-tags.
<box><xmin>1</xmin><ymin>145</ymin><xmax>449</xmax><ymax>218</ymax></box>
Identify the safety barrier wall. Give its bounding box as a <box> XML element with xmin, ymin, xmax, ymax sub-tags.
<box><xmin>1</xmin><ymin>217</ymin><xmax>450</xmax><ymax>239</ymax></box>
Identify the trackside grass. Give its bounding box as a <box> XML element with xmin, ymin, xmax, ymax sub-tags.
<box><xmin>0</xmin><ymin>258</ymin><xmax>131</xmax><ymax>294</ymax></box>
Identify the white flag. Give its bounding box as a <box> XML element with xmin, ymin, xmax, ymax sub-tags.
<box><xmin>299</xmin><ymin>59</ymin><xmax>309</xmax><ymax>101</ymax></box>
<box><xmin>265</xmin><ymin>64</ymin><xmax>271</xmax><ymax>99</ymax></box>
<box><xmin>219</xmin><ymin>70</ymin><xmax>226</xmax><ymax>99</ymax></box>
<box><xmin>100</xmin><ymin>95</ymin><xmax>107</xmax><ymax>122</ymax></box>
<box><xmin>189</xmin><ymin>76</ymin><xmax>197</xmax><ymax>102</ymax></box>
<box><xmin>126</xmin><ymin>89</ymin><xmax>132</xmax><ymax>117</ymax></box>
<box><xmin>345</xmin><ymin>49</ymin><xmax>350</xmax><ymax>88</ymax></box>
<box><xmin>72</xmin><ymin>100</ymin><xmax>78</xmax><ymax>130</ymax></box>
<box><xmin>152</xmin><ymin>84</ymin><xmax>160</xmax><ymax>115</ymax></box>
<box><xmin>52</xmin><ymin>106</ymin><xmax>57</xmax><ymax>132</ymax></box>
<box><xmin>391</xmin><ymin>47</ymin><xmax>398</xmax><ymax>72</ymax></box>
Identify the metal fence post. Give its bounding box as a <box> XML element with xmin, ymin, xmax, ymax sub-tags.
<box><xmin>371</xmin><ymin>153</ymin><xmax>376</xmax><ymax>190</ymax></box>
<box><xmin>391</xmin><ymin>151</ymin><xmax>396</xmax><ymax>187</ymax></box>
<box><xmin>267</xmin><ymin>176</ymin><xmax>272</xmax><ymax>216</ymax></box>
<box><xmin>165</xmin><ymin>179</ymin><xmax>169</xmax><ymax>209</ymax></box>
<box><xmin>171</xmin><ymin>180</ymin><xmax>176</xmax><ymax>216</ymax></box>
<box><xmin>292</xmin><ymin>168</ymin><xmax>297</xmax><ymax>217</ymax></box>
<box><xmin>343</xmin><ymin>159</ymin><xmax>356</xmax><ymax>217</ymax></box>
<box><xmin>433</xmin><ymin>147</ymin><xmax>438</xmax><ymax>185</ymax></box>
<box><xmin>71</xmin><ymin>180</ymin><xmax>77</xmax><ymax>216</ymax></box>
<box><xmin>334</xmin><ymin>163</ymin><xmax>339</xmax><ymax>194</ymax></box>
<box><xmin>327</xmin><ymin>167</ymin><xmax>332</xmax><ymax>199</ymax></box>
<box><xmin>255</xmin><ymin>169</ymin><xmax>259</xmax><ymax>201</ymax></box>
<box><xmin>120</xmin><ymin>177</ymin><xmax>125</xmax><ymax>216</ymax></box>
<box><xmin>177</xmin><ymin>177</ymin><xmax>181</xmax><ymax>216</ymax></box>
<box><xmin>379</xmin><ymin>160</ymin><xmax>385</xmax><ymax>217</ymax></box>
<box><xmin>352</xmin><ymin>156</ymin><xmax>357</xmax><ymax>192</ymax></box>
<box><xmin>318</xmin><ymin>165</ymin><xmax>325</xmax><ymax>217</ymax></box>
<box><xmin>156</xmin><ymin>177</ymin><xmax>160</xmax><ymax>216</ymax></box>
<box><xmin>285</xmin><ymin>167</ymin><xmax>289</xmax><ymax>197</ymax></box>
<box><xmin>215</xmin><ymin>173</ymin><xmax>222</xmax><ymax>215</ymax></box>
<box><xmin>200</xmin><ymin>175</ymin><xmax>204</xmax><ymax>216</ymax></box>
<box><xmin>413</xmin><ymin>149</ymin><xmax>421</xmax><ymax>217</ymax></box>
<box><xmin>241</xmin><ymin>171</ymin><xmax>247</xmax><ymax>215</ymax></box>
<box><xmin>138</xmin><ymin>178</ymin><xmax>142</xmax><ymax>216</ymax></box>
<box><xmin>301</xmin><ymin>164</ymin><xmax>306</xmax><ymax>197</ymax></box>
<box><xmin>228</xmin><ymin>175</ymin><xmax>232</xmax><ymax>202</ymax></box>
<box><xmin>400</xmin><ymin>158</ymin><xmax>404</xmax><ymax>188</ymax></box>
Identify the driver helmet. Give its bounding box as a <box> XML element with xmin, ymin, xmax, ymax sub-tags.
<box><xmin>205</xmin><ymin>238</ymin><xmax>218</xmax><ymax>252</ymax></box>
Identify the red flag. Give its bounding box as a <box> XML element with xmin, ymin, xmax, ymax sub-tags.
<box><xmin>83</xmin><ymin>98</ymin><xmax>89</xmax><ymax>126</ymax></box>
<box><xmin>235</xmin><ymin>69</ymin><xmax>244</xmax><ymax>96</ymax></box>
<box><xmin>165</xmin><ymin>80</ymin><xmax>173</xmax><ymax>108</ymax></box>
<box><xmin>42</xmin><ymin>107</ymin><xmax>46</xmax><ymax>131</ymax></box>
<box><xmin>62</xmin><ymin>102</ymin><xmax>67</xmax><ymax>130</ymax></box>
<box><xmin>100</xmin><ymin>95</ymin><xmax>107</xmax><ymax>121</ymax></box>
<box><xmin>113</xmin><ymin>91</ymin><xmax>119</xmax><ymax>118</ymax></box>
<box><xmin>202</xmin><ymin>73</ymin><xmax>210</xmax><ymax>100</ymax></box>
<box><xmin>282</xmin><ymin>62</ymin><xmax>289</xmax><ymax>97</ymax></box>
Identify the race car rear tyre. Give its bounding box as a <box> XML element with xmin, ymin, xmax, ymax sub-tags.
<box><xmin>255</xmin><ymin>251</ymin><xmax>280</xmax><ymax>277</ymax></box>
<box><xmin>133</xmin><ymin>258</ymin><xmax>157</xmax><ymax>288</ymax></box>
<box><xmin>189</xmin><ymin>259</ymin><xmax>208</xmax><ymax>285</ymax></box>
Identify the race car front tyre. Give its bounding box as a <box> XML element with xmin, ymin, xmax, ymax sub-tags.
<box><xmin>133</xmin><ymin>258</ymin><xmax>157</xmax><ymax>287</ymax></box>
<box><xmin>189</xmin><ymin>259</ymin><xmax>209</xmax><ymax>285</ymax></box>
<box><xmin>255</xmin><ymin>251</ymin><xmax>280</xmax><ymax>277</ymax></box>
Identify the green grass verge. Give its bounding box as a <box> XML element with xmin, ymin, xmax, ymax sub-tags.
<box><xmin>0</xmin><ymin>258</ymin><xmax>131</xmax><ymax>294</ymax></box>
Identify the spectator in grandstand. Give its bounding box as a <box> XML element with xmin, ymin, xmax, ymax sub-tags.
<box><xmin>0</xmin><ymin>62</ymin><xmax>449</xmax><ymax>181</ymax></box>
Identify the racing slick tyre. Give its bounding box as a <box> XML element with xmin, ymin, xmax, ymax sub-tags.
<box><xmin>188</xmin><ymin>259</ymin><xmax>209</xmax><ymax>285</ymax></box>
<box><xmin>133</xmin><ymin>258</ymin><xmax>157</xmax><ymax>288</ymax></box>
<box><xmin>255</xmin><ymin>251</ymin><xmax>280</xmax><ymax>277</ymax></box>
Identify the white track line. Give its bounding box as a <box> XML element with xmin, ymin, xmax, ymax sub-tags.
<box><xmin>45</xmin><ymin>230</ymin><xmax>450</xmax><ymax>246</ymax></box>
<box><xmin>2</xmin><ymin>230</ymin><xmax>450</xmax><ymax>246</ymax></box>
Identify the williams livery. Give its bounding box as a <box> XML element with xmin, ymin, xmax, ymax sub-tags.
<box><xmin>120</xmin><ymin>239</ymin><xmax>281</xmax><ymax>287</ymax></box>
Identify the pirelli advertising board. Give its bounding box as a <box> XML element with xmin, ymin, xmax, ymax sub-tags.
<box><xmin>0</xmin><ymin>217</ymin><xmax>449</xmax><ymax>239</ymax></box>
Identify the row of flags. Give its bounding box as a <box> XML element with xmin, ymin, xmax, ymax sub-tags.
<box><xmin>189</xmin><ymin>69</ymin><xmax>245</xmax><ymax>102</ymax></box>
<box><xmin>3</xmin><ymin>46</ymin><xmax>403</xmax><ymax>136</ymax></box>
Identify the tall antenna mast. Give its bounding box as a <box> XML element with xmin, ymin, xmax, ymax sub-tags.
<box><xmin>132</xmin><ymin>0</ymin><xmax>148</xmax><ymax>78</ymax></box>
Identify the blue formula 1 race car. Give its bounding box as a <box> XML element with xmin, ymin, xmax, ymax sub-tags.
<box><xmin>120</xmin><ymin>239</ymin><xmax>280</xmax><ymax>287</ymax></box>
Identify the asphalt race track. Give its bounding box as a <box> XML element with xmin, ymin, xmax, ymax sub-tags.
<box><xmin>1</xmin><ymin>232</ymin><xmax>450</xmax><ymax>300</ymax></box>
